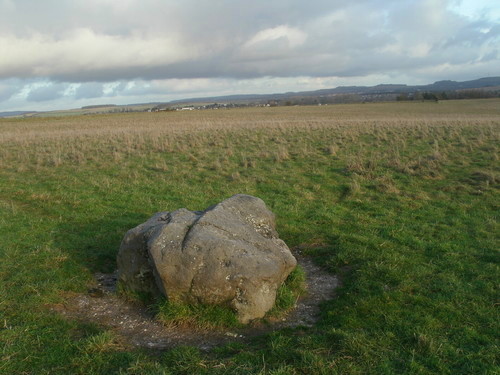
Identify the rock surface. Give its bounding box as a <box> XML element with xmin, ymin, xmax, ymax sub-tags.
<box><xmin>117</xmin><ymin>194</ymin><xmax>297</xmax><ymax>323</ymax></box>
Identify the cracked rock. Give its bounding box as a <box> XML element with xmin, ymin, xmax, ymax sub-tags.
<box><xmin>117</xmin><ymin>194</ymin><xmax>297</xmax><ymax>323</ymax></box>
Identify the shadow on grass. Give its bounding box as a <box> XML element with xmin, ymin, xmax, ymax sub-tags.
<box><xmin>53</xmin><ymin>211</ymin><xmax>150</xmax><ymax>273</ymax></box>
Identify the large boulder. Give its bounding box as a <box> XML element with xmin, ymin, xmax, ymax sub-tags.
<box><xmin>117</xmin><ymin>194</ymin><xmax>297</xmax><ymax>323</ymax></box>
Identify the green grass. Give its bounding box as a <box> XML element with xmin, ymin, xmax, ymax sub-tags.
<box><xmin>0</xmin><ymin>100</ymin><xmax>499</xmax><ymax>374</ymax></box>
<box><xmin>157</xmin><ymin>300</ymin><xmax>243</xmax><ymax>330</ymax></box>
<box><xmin>268</xmin><ymin>266</ymin><xmax>307</xmax><ymax>317</ymax></box>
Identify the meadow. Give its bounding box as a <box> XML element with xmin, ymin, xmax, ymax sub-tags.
<box><xmin>0</xmin><ymin>99</ymin><xmax>498</xmax><ymax>374</ymax></box>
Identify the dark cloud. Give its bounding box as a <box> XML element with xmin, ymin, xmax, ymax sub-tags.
<box><xmin>26</xmin><ymin>83</ymin><xmax>67</xmax><ymax>102</ymax></box>
<box><xmin>0</xmin><ymin>80</ymin><xmax>19</xmax><ymax>102</ymax></box>
<box><xmin>0</xmin><ymin>0</ymin><xmax>496</xmax><ymax>84</ymax></box>
<box><xmin>74</xmin><ymin>82</ymin><xmax>104</xmax><ymax>99</ymax></box>
<box><xmin>480</xmin><ymin>50</ymin><xmax>498</xmax><ymax>62</ymax></box>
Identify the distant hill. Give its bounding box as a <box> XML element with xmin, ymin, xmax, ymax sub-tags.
<box><xmin>0</xmin><ymin>111</ymin><xmax>38</xmax><ymax>118</ymax></box>
<box><xmin>81</xmin><ymin>104</ymin><xmax>117</xmax><ymax>109</ymax></box>
<box><xmin>2</xmin><ymin>77</ymin><xmax>499</xmax><ymax>117</ymax></box>
<box><xmin>170</xmin><ymin>77</ymin><xmax>500</xmax><ymax>104</ymax></box>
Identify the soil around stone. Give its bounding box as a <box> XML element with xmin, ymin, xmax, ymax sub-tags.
<box><xmin>52</xmin><ymin>251</ymin><xmax>340</xmax><ymax>351</ymax></box>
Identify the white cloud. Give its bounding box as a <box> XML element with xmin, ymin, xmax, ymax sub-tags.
<box><xmin>244</xmin><ymin>25</ymin><xmax>307</xmax><ymax>49</ymax></box>
<box><xmin>0</xmin><ymin>28</ymin><xmax>199</xmax><ymax>79</ymax></box>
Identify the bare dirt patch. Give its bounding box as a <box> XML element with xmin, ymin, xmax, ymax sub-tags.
<box><xmin>52</xmin><ymin>251</ymin><xmax>340</xmax><ymax>351</ymax></box>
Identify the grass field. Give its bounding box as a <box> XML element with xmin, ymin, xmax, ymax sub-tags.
<box><xmin>0</xmin><ymin>99</ymin><xmax>498</xmax><ymax>374</ymax></box>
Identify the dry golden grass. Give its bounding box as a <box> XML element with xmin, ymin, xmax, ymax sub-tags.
<box><xmin>0</xmin><ymin>99</ymin><xmax>498</xmax><ymax>178</ymax></box>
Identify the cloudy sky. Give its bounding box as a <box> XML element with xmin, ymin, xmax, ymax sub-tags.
<box><xmin>0</xmin><ymin>0</ymin><xmax>499</xmax><ymax>111</ymax></box>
